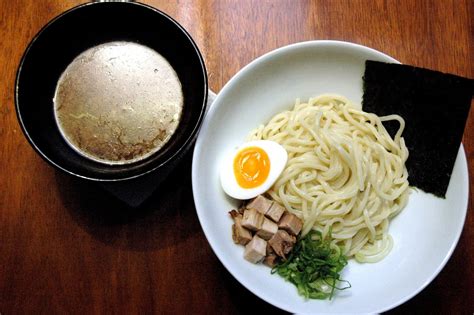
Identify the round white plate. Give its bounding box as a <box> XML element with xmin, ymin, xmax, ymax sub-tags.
<box><xmin>191</xmin><ymin>40</ymin><xmax>469</xmax><ymax>314</ymax></box>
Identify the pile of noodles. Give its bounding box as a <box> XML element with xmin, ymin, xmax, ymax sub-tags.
<box><xmin>247</xmin><ymin>94</ymin><xmax>409</xmax><ymax>262</ymax></box>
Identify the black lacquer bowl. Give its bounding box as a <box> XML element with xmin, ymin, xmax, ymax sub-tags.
<box><xmin>15</xmin><ymin>1</ymin><xmax>208</xmax><ymax>181</ymax></box>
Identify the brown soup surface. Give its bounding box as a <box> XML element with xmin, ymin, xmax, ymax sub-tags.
<box><xmin>53</xmin><ymin>41</ymin><xmax>184</xmax><ymax>165</ymax></box>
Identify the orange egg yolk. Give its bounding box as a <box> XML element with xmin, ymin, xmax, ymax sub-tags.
<box><xmin>233</xmin><ymin>146</ymin><xmax>270</xmax><ymax>189</ymax></box>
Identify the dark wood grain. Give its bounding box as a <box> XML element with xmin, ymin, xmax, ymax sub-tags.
<box><xmin>0</xmin><ymin>0</ymin><xmax>472</xmax><ymax>314</ymax></box>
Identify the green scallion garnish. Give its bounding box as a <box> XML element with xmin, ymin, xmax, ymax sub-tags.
<box><xmin>271</xmin><ymin>230</ymin><xmax>351</xmax><ymax>300</ymax></box>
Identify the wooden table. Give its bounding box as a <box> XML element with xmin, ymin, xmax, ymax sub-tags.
<box><xmin>1</xmin><ymin>1</ymin><xmax>472</xmax><ymax>313</ymax></box>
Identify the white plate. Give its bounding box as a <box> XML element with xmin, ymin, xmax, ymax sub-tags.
<box><xmin>191</xmin><ymin>40</ymin><xmax>469</xmax><ymax>314</ymax></box>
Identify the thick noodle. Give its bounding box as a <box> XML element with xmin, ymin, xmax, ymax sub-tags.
<box><xmin>247</xmin><ymin>94</ymin><xmax>410</xmax><ymax>262</ymax></box>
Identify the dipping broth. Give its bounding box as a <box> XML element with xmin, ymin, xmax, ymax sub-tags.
<box><xmin>53</xmin><ymin>41</ymin><xmax>184</xmax><ymax>165</ymax></box>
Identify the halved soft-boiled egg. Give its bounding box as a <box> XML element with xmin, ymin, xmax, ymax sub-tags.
<box><xmin>220</xmin><ymin>140</ymin><xmax>288</xmax><ymax>200</ymax></box>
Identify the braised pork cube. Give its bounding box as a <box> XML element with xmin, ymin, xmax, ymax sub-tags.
<box><xmin>263</xmin><ymin>254</ymin><xmax>280</xmax><ymax>268</ymax></box>
<box><xmin>244</xmin><ymin>235</ymin><xmax>267</xmax><ymax>263</ymax></box>
<box><xmin>265</xmin><ymin>202</ymin><xmax>286</xmax><ymax>222</ymax></box>
<box><xmin>232</xmin><ymin>216</ymin><xmax>253</xmax><ymax>245</ymax></box>
<box><xmin>268</xmin><ymin>230</ymin><xmax>296</xmax><ymax>259</ymax></box>
<box><xmin>256</xmin><ymin>217</ymin><xmax>278</xmax><ymax>240</ymax></box>
<box><xmin>228</xmin><ymin>209</ymin><xmax>252</xmax><ymax>245</ymax></box>
<box><xmin>246</xmin><ymin>195</ymin><xmax>273</xmax><ymax>215</ymax></box>
<box><xmin>228</xmin><ymin>209</ymin><xmax>241</xmax><ymax>219</ymax></box>
<box><xmin>266</xmin><ymin>242</ymin><xmax>274</xmax><ymax>255</ymax></box>
<box><xmin>237</xmin><ymin>203</ymin><xmax>247</xmax><ymax>214</ymax></box>
<box><xmin>278</xmin><ymin>212</ymin><xmax>303</xmax><ymax>236</ymax></box>
<box><xmin>241</xmin><ymin>208</ymin><xmax>264</xmax><ymax>232</ymax></box>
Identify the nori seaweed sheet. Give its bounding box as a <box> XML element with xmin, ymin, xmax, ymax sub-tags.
<box><xmin>362</xmin><ymin>60</ymin><xmax>473</xmax><ymax>198</ymax></box>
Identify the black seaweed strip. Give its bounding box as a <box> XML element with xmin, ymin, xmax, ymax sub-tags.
<box><xmin>362</xmin><ymin>60</ymin><xmax>473</xmax><ymax>198</ymax></box>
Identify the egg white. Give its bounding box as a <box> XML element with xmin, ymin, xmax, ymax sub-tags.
<box><xmin>220</xmin><ymin>140</ymin><xmax>288</xmax><ymax>200</ymax></box>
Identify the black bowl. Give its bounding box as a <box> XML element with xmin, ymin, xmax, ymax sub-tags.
<box><xmin>15</xmin><ymin>2</ymin><xmax>208</xmax><ymax>181</ymax></box>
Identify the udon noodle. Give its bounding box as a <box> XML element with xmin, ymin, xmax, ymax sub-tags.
<box><xmin>247</xmin><ymin>94</ymin><xmax>410</xmax><ymax>262</ymax></box>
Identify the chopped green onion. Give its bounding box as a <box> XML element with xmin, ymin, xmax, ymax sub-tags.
<box><xmin>271</xmin><ymin>230</ymin><xmax>351</xmax><ymax>300</ymax></box>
